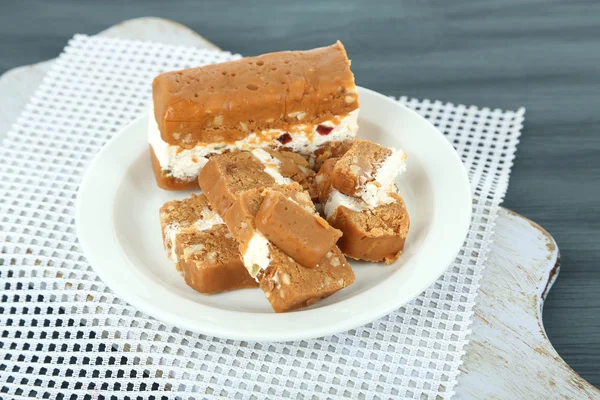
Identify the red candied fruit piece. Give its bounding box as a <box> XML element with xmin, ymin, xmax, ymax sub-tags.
<box><xmin>277</xmin><ymin>132</ymin><xmax>292</xmax><ymax>145</ymax></box>
<box><xmin>316</xmin><ymin>125</ymin><xmax>333</xmax><ymax>136</ymax></box>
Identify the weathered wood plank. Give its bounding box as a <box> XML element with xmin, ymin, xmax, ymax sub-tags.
<box><xmin>457</xmin><ymin>208</ymin><xmax>599</xmax><ymax>399</ymax></box>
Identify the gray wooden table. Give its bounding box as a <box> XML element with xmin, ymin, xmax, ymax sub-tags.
<box><xmin>1</xmin><ymin>0</ymin><xmax>599</xmax><ymax>390</ymax></box>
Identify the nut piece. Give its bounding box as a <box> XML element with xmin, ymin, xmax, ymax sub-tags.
<box><xmin>295</xmin><ymin>191</ymin><xmax>312</xmax><ymax>205</ymax></box>
<box><xmin>249</xmin><ymin>264</ymin><xmax>261</xmax><ymax>277</ymax></box>
<box><xmin>266</xmin><ymin>279</ymin><xmax>275</xmax><ymax>291</ymax></box>
<box><xmin>213</xmin><ymin>115</ymin><xmax>224</xmax><ymax>126</ymax></box>
<box><xmin>281</xmin><ymin>273</ymin><xmax>291</xmax><ymax>285</ymax></box>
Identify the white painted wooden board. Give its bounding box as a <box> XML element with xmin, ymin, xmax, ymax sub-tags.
<box><xmin>0</xmin><ymin>16</ymin><xmax>597</xmax><ymax>400</ymax></box>
<box><xmin>458</xmin><ymin>209</ymin><xmax>599</xmax><ymax>399</ymax></box>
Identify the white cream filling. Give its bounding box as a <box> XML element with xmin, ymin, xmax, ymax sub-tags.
<box><xmin>359</xmin><ymin>149</ymin><xmax>407</xmax><ymax>208</ymax></box>
<box><xmin>324</xmin><ymin>189</ymin><xmax>365</xmax><ymax>219</ymax></box>
<box><xmin>148</xmin><ymin>103</ymin><xmax>359</xmax><ymax>180</ymax></box>
<box><xmin>278</xmin><ymin>109</ymin><xmax>359</xmax><ymax>155</ymax></box>
<box><xmin>192</xmin><ymin>208</ymin><xmax>224</xmax><ymax>231</ymax></box>
<box><xmin>164</xmin><ymin>223</ymin><xmax>181</xmax><ymax>262</ymax></box>
<box><xmin>243</xmin><ymin>232</ymin><xmax>271</xmax><ymax>280</ymax></box>
<box><xmin>148</xmin><ymin>107</ymin><xmax>210</xmax><ymax>180</ymax></box>
<box><xmin>250</xmin><ymin>149</ymin><xmax>293</xmax><ymax>185</ymax></box>
<box><xmin>325</xmin><ymin>149</ymin><xmax>408</xmax><ymax>218</ymax></box>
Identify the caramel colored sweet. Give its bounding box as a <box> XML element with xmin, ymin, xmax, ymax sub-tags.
<box><xmin>198</xmin><ymin>150</ymin><xmax>314</xmax><ymax>215</ymax></box>
<box><xmin>222</xmin><ymin>184</ymin><xmax>354</xmax><ymax>313</ymax></box>
<box><xmin>260</xmin><ymin>245</ymin><xmax>353</xmax><ymax>313</ymax></box>
<box><xmin>255</xmin><ymin>190</ymin><xmax>342</xmax><ymax>268</ymax></box>
<box><xmin>267</xmin><ymin>149</ymin><xmax>316</xmax><ymax>195</ymax></box>
<box><xmin>331</xmin><ymin>139</ymin><xmax>392</xmax><ymax>196</ymax></box>
<box><xmin>315</xmin><ymin>157</ymin><xmax>339</xmax><ymax>205</ymax></box>
<box><xmin>199</xmin><ymin>151</ymin><xmax>273</xmax><ymax>215</ymax></box>
<box><xmin>151</xmin><ymin>146</ymin><xmax>199</xmax><ymax>191</ymax></box>
<box><xmin>316</xmin><ymin>158</ymin><xmax>410</xmax><ymax>264</ymax></box>
<box><xmin>331</xmin><ymin>195</ymin><xmax>409</xmax><ymax>264</ymax></box>
<box><xmin>159</xmin><ymin>194</ymin><xmax>257</xmax><ymax>293</ymax></box>
<box><xmin>175</xmin><ymin>225</ymin><xmax>256</xmax><ymax>294</ymax></box>
<box><xmin>159</xmin><ymin>193</ymin><xmax>211</xmax><ymax>257</ymax></box>
<box><xmin>153</xmin><ymin>41</ymin><xmax>358</xmax><ymax>148</ymax></box>
<box><xmin>223</xmin><ymin>184</ymin><xmax>314</xmax><ymax>257</ymax></box>
<box><xmin>312</xmin><ymin>139</ymin><xmax>354</xmax><ymax>172</ymax></box>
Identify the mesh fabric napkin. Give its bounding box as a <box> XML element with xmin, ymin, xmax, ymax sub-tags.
<box><xmin>0</xmin><ymin>35</ymin><xmax>524</xmax><ymax>399</ymax></box>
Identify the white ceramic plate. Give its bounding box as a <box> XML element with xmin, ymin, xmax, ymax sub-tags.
<box><xmin>76</xmin><ymin>87</ymin><xmax>471</xmax><ymax>342</ymax></box>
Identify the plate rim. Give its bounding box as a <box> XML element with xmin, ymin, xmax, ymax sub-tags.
<box><xmin>76</xmin><ymin>86</ymin><xmax>472</xmax><ymax>342</ymax></box>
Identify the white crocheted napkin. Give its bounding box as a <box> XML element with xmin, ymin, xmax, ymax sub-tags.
<box><xmin>0</xmin><ymin>35</ymin><xmax>523</xmax><ymax>399</ymax></box>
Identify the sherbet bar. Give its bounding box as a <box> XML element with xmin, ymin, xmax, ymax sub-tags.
<box><xmin>331</xmin><ymin>139</ymin><xmax>407</xmax><ymax>202</ymax></box>
<box><xmin>159</xmin><ymin>194</ymin><xmax>257</xmax><ymax>294</ymax></box>
<box><xmin>149</xmin><ymin>41</ymin><xmax>359</xmax><ymax>190</ymax></box>
<box><xmin>328</xmin><ymin>193</ymin><xmax>410</xmax><ymax>264</ymax></box>
<box><xmin>223</xmin><ymin>184</ymin><xmax>354</xmax><ymax>312</ymax></box>
<box><xmin>316</xmin><ymin>154</ymin><xmax>410</xmax><ymax>264</ymax></box>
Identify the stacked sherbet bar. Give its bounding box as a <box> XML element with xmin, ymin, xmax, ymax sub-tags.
<box><xmin>198</xmin><ymin>151</ymin><xmax>354</xmax><ymax>312</ymax></box>
<box><xmin>159</xmin><ymin>194</ymin><xmax>257</xmax><ymax>294</ymax></box>
<box><xmin>316</xmin><ymin>140</ymin><xmax>410</xmax><ymax>264</ymax></box>
<box><xmin>149</xmin><ymin>42</ymin><xmax>359</xmax><ymax>190</ymax></box>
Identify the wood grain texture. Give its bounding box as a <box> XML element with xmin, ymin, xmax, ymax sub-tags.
<box><xmin>458</xmin><ymin>208</ymin><xmax>599</xmax><ymax>399</ymax></box>
<box><xmin>0</xmin><ymin>0</ymin><xmax>599</xmax><ymax>389</ymax></box>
